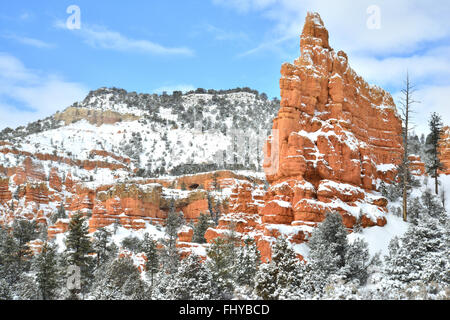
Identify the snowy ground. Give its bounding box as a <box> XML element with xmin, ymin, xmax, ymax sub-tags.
<box><xmin>348</xmin><ymin>213</ymin><xmax>408</xmax><ymax>259</ymax></box>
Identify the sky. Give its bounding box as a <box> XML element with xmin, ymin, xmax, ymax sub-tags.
<box><xmin>0</xmin><ymin>0</ymin><xmax>449</xmax><ymax>135</ymax></box>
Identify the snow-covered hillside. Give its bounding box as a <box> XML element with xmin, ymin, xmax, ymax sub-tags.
<box><xmin>0</xmin><ymin>87</ymin><xmax>279</xmax><ymax>183</ymax></box>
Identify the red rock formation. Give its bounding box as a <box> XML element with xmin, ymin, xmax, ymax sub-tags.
<box><xmin>49</xmin><ymin>168</ymin><xmax>63</xmax><ymax>192</ymax></box>
<box><xmin>0</xmin><ymin>178</ymin><xmax>12</xmax><ymax>204</ymax></box>
<box><xmin>408</xmin><ymin>155</ymin><xmax>426</xmax><ymax>176</ymax></box>
<box><xmin>13</xmin><ymin>157</ymin><xmax>46</xmax><ymax>185</ymax></box>
<box><xmin>262</xmin><ymin>12</ymin><xmax>402</xmax><ymax>229</ymax></box>
<box><xmin>177</xmin><ymin>226</ymin><xmax>194</xmax><ymax>243</ymax></box>
<box><xmin>25</xmin><ymin>183</ymin><xmax>50</xmax><ymax>205</ymax></box>
<box><xmin>205</xmin><ymin>12</ymin><xmax>402</xmax><ymax>262</ymax></box>
<box><xmin>48</xmin><ymin>220</ymin><xmax>69</xmax><ymax>239</ymax></box>
<box><xmin>439</xmin><ymin>126</ymin><xmax>450</xmax><ymax>174</ymax></box>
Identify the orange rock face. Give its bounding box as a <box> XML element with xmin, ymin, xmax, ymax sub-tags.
<box><xmin>0</xmin><ymin>178</ymin><xmax>12</xmax><ymax>204</ymax></box>
<box><xmin>439</xmin><ymin>126</ymin><xmax>450</xmax><ymax>174</ymax></box>
<box><xmin>262</xmin><ymin>12</ymin><xmax>402</xmax><ymax>228</ymax></box>
<box><xmin>205</xmin><ymin>13</ymin><xmax>403</xmax><ymax>262</ymax></box>
<box><xmin>408</xmin><ymin>155</ymin><xmax>426</xmax><ymax>176</ymax></box>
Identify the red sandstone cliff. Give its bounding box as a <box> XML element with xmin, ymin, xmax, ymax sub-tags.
<box><xmin>205</xmin><ymin>12</ymin><xmax>404</xmax><ymax>262</ymax></box>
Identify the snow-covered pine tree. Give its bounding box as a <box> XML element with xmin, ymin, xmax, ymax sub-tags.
<box><xmin>141</xmin><ymin>233</ymin><xmax>159</xmax><ymax>287</ymax></box>
<box><xmin>92</xmin><ymin>227</ymin><xmax>117</xmax><ymax>269</ymax></box>
<box><xmin>342</xmin><ymin>238</ymin><xmax>370</xmax><ymax>285</ymax></box>
<box><xmin>234</xmin><ymin>238</ymin><xmax>260</xmax><ymax>288</ymax></box>
<box><xmin>421</xmin><ymin>188</ymin><xmax>446</xmax><ymax>222</ymax></box>
<box><xmin>308</xmin><ymin>212</ymin><xmax>348</xmax><ymax>272</ymax></box>
<box><xmin>65</xmin><ymin>212</ymin><xmax>94</xmax><ymax>298</ymax></box>
<box><xmin>426</xmin><ymin>112</ymin><xmax>446</xmax><ymax>194</ymax></box>
<box><xmin>160</xmin><ymin>204</ymin><xmax>184</xmax><ymax>274</ymax></box>
<box><xmin>91</xmin><ymin>256</ymin><xmax>150</xmax><ymax>300</ymax></box>
<box><xmin>34</xmin><ymin>242</ymin><xmax>59</xmax><ymax>300</ymax></box>
<box><xmin>254</xmin><ymin>237</ymin><xmax>299</xmax><ymax>300</ymax></box>
<box><xmin>170</xmin><ymin>253</ymin><xmax>213</xmax><ymax>300</ymax></box>
<box><xmin>12</xmin><ymin>219</ymin><xmax>38</xmax><ymax>274</ymax></box>
<box><xmin>206</xmin><ymin>237</ymin><xmax>234</xmax><ymax>299</ymax></box>
<box><xmin>384</xmin><ymin>215</ymin><xmax>449</xmax><ymax>292</ymax></box>
<box><xmin>192</xmin><ymin>213</ymin><xmax>211</xmax><ymax>244</ymax></box>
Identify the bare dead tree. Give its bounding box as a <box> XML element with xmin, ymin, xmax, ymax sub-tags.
<box><xmin>399</xmin><ymin>72</ymin><xmax>420</xmax><ymax>222</ymax></box>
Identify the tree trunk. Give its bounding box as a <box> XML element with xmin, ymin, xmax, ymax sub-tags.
<box><xmin>435</xmin><ymin>171</ymin><xmax>439</xmax><ymax>195</ymax></box>
<box><xmin>402</xmin><ymin>187</ymin><xmax>408</xmax><ymax>222</ymax></box>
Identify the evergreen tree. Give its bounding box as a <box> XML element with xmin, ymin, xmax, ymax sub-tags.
<box><xmin>120</xmin><ymin>236</ymin><xmax>143</xmax><ymax>253</ymax></box>
<box><xmin>254</xmin><ymin>237</ymin><xmax>299</xmax><ymax>300</ymax></box>
<box><xmin>421</xmin><ymin>189</ymin><xmax>446</xmax><ymax>222</ymax></box>
<box><xmin>141</xmin><ymin>233</ymin><xmax>159</xmax><ymax>287</ymax></box>
<box><xmin>0</xmin><ymin>278</ymin><xmax>12</xmax><ymax>300</ymax></box>
<box><xmin>234</xmin><ymin>238</ymin><xmax>260</xmax><ymax>288</ymax></box>
<box><xmin>91</xmin><ymin>256</ymin><xmax>150</xmax><ymax>300</ymax></box>
<box><xmin>206</xmin><ymin>238</ymin><xmax>234</xmax><ymax>299</ymax></box>
<box><xmin>308</xmin><ymin>212</ymin><xmax>348</xmax><ymax>272</ymax></box>
<box><xmin>165</xmin><ymin>200</ymin><xmax>184</xmax><ymax>249</ymax></box>
<box><xmin>35</xmin><ymin>242</ymin><xmax>59</xmax><ymax>300</ymax></box>
<box><xmin>92</xmin><ymin>228</ymin><xmax>117</xmax><ymax>268</ymax></box>
<box><xmin>65</xmin><ymin>213</ymin><xmax>93</xmax><ymax>298</ymax></box>
<box><xmin>169</xmin><ymin>254</ymin><xmax>213</xmax><ymax>300</ymax></box>
<box><xmin>192</xmin><ymin>213</ymin><xmax>211</xmax><ymax>244</ymax></box>
<box><xmin>0</xmin><ymin>230</ymin><xmax>20</xmax><ymax>285</ymax></box>
<box><xmin>160</xmin><ymin>204</ymin><xmax>184</xmax><ymax>274</ymax></box>
<box><xmin>426</xmin><ymin>112</ymin><xmax>445</xmax><ymax>194</ymax></box>
<box><xmin>408</xmin><ymin>197</ymin><xmax>424</xmax><ymax>225</ymax></box>
<box><xmin>342</xmin><ymin>238</ymin><xmax>370</xmax><ymax>285</ymax></box>
<box><xmin>12</xmin><ymin>219</ymin><xmax>38</xmax><ymax>273</ymax></box>
<box><xmin>385</xmin><ymin>216</ymin><xmax>449</xmax><ymax>287</ymax></box>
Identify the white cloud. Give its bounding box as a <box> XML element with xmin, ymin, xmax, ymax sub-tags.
<box><xmin>213</xmin><ymin>0</ymin><xmax>450</xmax><ymax>134</ymax></box>
<box><xmin>202</xmin><ymin>23</ymin><xmax>248</xmax><ymax>41</ymax></box>
<box><xmin>350</xmin><ymin>46</ymin><xmax>450</xmax><ymax>88</ymax></box>
<box><xmin>3</xmin><ymin>34</ymin><xmax>55</xmax><ymax>48</ymax></box>
<box><xmin>214</xmin><ymin>0</ymin><xmax>450</xmax><ymax>56</ymax></box>
<box><xmin>397</xmin><ymin>85</ymin><xmax>450</xmax><ymax>136</ymax></box>
<box><xmin>153</xmin><ymin>84</ymin><xmax>196</xmax><ymax>94</ymax></box>
<box><xmin>0</xmin><ymin>53</ymin><xmax>88</xmax><ymax>130</ymax></box>
<box><xmin>55</xmin><ymin>21</ymin><xmax>194</xmax><ymax>56</ymax></box>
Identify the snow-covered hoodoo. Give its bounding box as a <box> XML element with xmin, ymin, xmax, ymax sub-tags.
<box><xmin>206</xmin><ymin>12</ymin><xmax>404</xmax><ymax>261</ymax></box>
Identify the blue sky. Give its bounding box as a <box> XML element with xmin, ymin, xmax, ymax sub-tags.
<box><xmin>1</xmin><ymin>0</ymin><xmax>450</xmax><ymax>134</ymax></box>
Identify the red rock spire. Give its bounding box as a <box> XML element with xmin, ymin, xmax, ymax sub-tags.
<box><xmin>301</xmin><ymin>12</ymin><xmax>330</xmax><ymax>50</ymax></box>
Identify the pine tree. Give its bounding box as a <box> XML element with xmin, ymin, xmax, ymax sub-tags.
<box><xmin>92</xmin><ymin>228</ymin><xmax>117</xmax><ymax>268</ymax></box>
<box><xmin>426</xmin><ymin>112</ymin><xmax>445</xmax><ymax>194</ymax></box>
<box><xmin>408</xmin><ymin>197</ymin><xmax>424</xmax><ymax>225</ymax></box>
<box><xmin>91</xmin><ymin>256</ymin><xmax>150</xmax><ymax>300</ymax></box>
<box><xmin>421</xmin><ymin>189</ymin><xmax>446</xmax><ymax>221</ymax></box>
<box><xmin>170</xmin><ymin>254</ymin><xmax>213</xmax><ymax>300</ymax></box>
<box><xmin>385</xmin><ymin>216</ymin><xmax>448</xmax><ymax>287</ymax></box>
<box><xmin>0</xmin><ymin>278</ymin><xmax>12</xmax><ymax>300</ymax></box>
<box><xmin>160</xmin><ymin>204</ymin><xmax>184</xmax><ymax>274</ymax></box>
<box><xmin>165</xmin><ymin>199</ymin><xmax>184</xmax><ymax>249</ymax></box>
<box><xmin>308</xmin><ymin>212</ymin><xmax>348</xmax><ymax>272</ymax></box>
<box><xmin>342</xmin><ymin>238</ymin><xmax>370</xmax><ymax>285</ymax></box>
<box><xmin>141</xmin><ymin>233</ymin><xmax>159</xmax><ymax>287</ymax></box>
<box><xmin>234</xmin><ymin>238</ymin><xmax>260</xmax><ymax>288</ymax></box>
<box><xmin>254</xmin><ymin>237</ymin><xmax>299</xmax><ymax>300</ymax></box>
<box><xmin>12</xmin><ymin>219</ymin><xmax>38</xmax><ymax>273</ymax></box>
<box><xmin>206</xmin><ymin>237</ymin><xmax>234</xmax><ymax>299</ymax></box>
<box><xmin>65</xmin><ymin>213</ymin><xmax>93</xmax><ymax>298</ymax></box>
<box><xmin>35</xmin><ymin>242</ymin><xmax>59</xmax><ymax>300</ymax></box>
<box><xmin>0</xmin><ymin>230</ymin><xmax>20</xmax><ymax>285</ymax></box>
<box><xmin>192</xmin><ymin>213</ymin><xmax>211</xmax><ymax>244</ymax></box>
<box><xmin>66</xmin><ymin>213</ymin><xmax>92</xmax><ymax>268</ymax></box>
